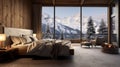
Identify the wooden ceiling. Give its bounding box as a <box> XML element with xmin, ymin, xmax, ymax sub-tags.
<box><xmin>33</xmin><ymin>0</ymin><xmax>114</xmax><ymax>6</ymax></box>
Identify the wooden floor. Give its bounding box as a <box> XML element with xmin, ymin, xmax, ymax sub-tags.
<box><xmin>0</xmin><ymin>43</ymin><xmax>120</xmax><ymax>67</ymax></box>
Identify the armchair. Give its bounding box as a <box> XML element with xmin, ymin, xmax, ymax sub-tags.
<box><xmin>91</xmin><ymin>37</ymin><xmax>105</xmax><ymax>47</ymax></box>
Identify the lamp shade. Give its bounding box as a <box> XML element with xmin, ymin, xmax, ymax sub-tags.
<box><xmin>33</xmin><ymin>33</ymin><xmax>36</xmax><ymax>37</ymax></box>
<box><xmin>0</xmin><ymin>34</ymin><xmax>6</xmax><ymax>41</ymax></box>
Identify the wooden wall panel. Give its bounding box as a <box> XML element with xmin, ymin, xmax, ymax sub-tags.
<box><xmin>11</xmin><ymin>0</ymin><xmax>15</xmax><ymax>27</ymax></box>
<box><xmin>0</xmin><ymin>0</ymin><xmax>3</xmax><ymax>23</ymax></box>
<box><xmin>14</xmin><ymin>0</ymin><xmax>19</xmax><ymax>28</ymax></box>
<box><xmin>0</xmin><ymin>0</ymin><xmax>32</xmax><ymax>30</ymax></box>
<box><xmin>19</xmin><ymin>0</ymin><xmax>23</xmax><ymax>28</ymax></box>
<box><xmin>32</xmin><ymin>4</ymin><xmax>42</xmax><ymax>39</ymax></box>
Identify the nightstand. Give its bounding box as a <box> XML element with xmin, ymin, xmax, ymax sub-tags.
<box><xmin>0</xmin><ymin>48</ymin><xmax>19</xmax><ymax>62</ymax></box>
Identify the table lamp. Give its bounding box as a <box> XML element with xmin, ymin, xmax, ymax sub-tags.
<box><xmin>33</xmin><ymin>33</ymin><xmax>36</xmax><ymax>37</ymax></box>
<box><xmin>0</xmin><ymin>34</ymin><xmax>6</xmax><ymax>48</ymax></box>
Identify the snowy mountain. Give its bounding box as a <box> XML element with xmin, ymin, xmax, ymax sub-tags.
<box><xmin>42</xmin><ymin>13</ymin><xmax>107</xmax><ymax>38</ymax></box>
<box><xmin>42</xmin><ymin>13</ymin><xmax>81</xmax><ymax>34</ymax></box>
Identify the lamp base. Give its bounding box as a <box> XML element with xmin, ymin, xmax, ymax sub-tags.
<box><xmin>0</xmin><ymin>41</ymin><xmax>5</xmax><ymax>49</ymax></box>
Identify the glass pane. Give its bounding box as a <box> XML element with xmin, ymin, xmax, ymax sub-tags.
<box><xmin>55</xmin><ymin>7</ymin><xmax>80</xmax><ymax>39</ymax></box>
<box><xmin>111</xmin><ymin>7</ymin><xmax>117</xmax><ymax>42</ymax></box>
<box><xmin>42</xmin><ymin>7</ymin><xmax>54</xmax><ymax>39</ymax></box>
<box><xmin>82</xmin><ymin>7</ymin><xmax>108</xmax><ymax>42</ymax></box>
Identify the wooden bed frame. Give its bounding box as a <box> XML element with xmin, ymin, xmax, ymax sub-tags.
<box><xmin>3</xmin><ymin>27</ymin><xmax>74</xmax><ymax>56</ymax></box>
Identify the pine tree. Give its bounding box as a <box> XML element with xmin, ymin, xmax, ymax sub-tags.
<box><xmin>98</xmin><ymin>19</ymin><xmax>108</xmax><ymax>35</ymax></box>
<box><xmin>44</xmin><ymin>23</ymin><xmax>53</xmax><ymax>39</ymax></box>
<box><xmin>86</xmin><ymin>16</ymin><xmax>95</xmax><ymax>40</ymax></box>
<box><xmin>46</xmin><ymin>23</ymin><xmax>50</xmax><ymax>33</ymax></box>
<box><xmin>61</xmin><ymin>31</ymin><xmax>64</xmax><ymax>40</ymax></box>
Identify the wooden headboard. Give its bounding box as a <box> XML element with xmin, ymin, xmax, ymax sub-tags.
<box><xmin>4</xmin><ymin>27</ymin><xmax>33</xmax><ymax>46</ymax></box>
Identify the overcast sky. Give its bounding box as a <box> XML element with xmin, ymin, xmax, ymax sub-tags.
<box><xmin>42</xmin><ymin>7</ymin><xmax>107</xmax><ymax>20</ymax></box>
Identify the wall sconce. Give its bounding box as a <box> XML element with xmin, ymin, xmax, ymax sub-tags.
<box><xmin>0</xmin><ymin>34</ymin><xmax>6</xmax><ymax>48</ymax></box>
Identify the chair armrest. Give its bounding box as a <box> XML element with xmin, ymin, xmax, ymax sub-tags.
<box><xmin>90</xmin><ymin>40</ymin><xmax>96</xmax><ymax>45</ymax></box>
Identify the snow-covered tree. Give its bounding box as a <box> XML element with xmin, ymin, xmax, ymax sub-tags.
<box><xmin>98</xmin><ymin>19</ymin><xmax>108</xmax><ymax>35</ymax></box>
<box><xmin>43</xmin><ymin>23</ymin><xmax>53</xmax><ymax>39</ymax></box>
<box><xmin>60</xmin><ymin>31</ymin><xmax>64</xmax><ymax>40</ymax></box>
<box><xmin>86</xmin><ymin>16</ymin><xmax>95</xmax><ymax>40</ymax></box>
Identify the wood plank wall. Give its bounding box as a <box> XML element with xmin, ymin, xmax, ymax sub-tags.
<box><xmin>32</xmin><ymin>4</ymin><xmax>42</xmax><ymax>39</ymax></box>
<box><xmin>0</xmin><ymin>0</ymin><xmax>32</xmax><ymax>30</ymax></box>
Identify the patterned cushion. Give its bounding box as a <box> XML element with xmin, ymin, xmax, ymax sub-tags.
<box><xmin>10</xmin><ymin>36</ymin><xmax>21</xmax><ymax>44</ymax></box>
<box><xmin>22</xmin><ymin>35</ymin><xmax>32</xmax><ymax>43</ymax></box>
<box><xmin>30</xmin><ymin>36</ymin><xmax>38</xmax><ymax>41</ymax></box>
<box><xmin>19</xmin><ymin>37</ymin><xmax>27</xmax><ymax>44</ymax></box>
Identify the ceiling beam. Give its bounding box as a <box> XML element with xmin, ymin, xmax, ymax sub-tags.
<box><xmin>81</xmin><ymin>0</ymin><xmax>85</xmax><ymax>5</ymax></box>
<box><xmin>109</xmin><ymin>0</ymin><xmax>115</xmax><ymax>6</ymax></box>
<box><xmin>53</xmin><ymin>0</ymin><xmax>56</xmax><ymax>5</ymax></box>
<box><xmin>41</xmin><ymin>3</ymin><xmax>108</xmax><ymax>7</ymax></box>
<box><xmin>32</xmin><ymin>0</ymin><xmax>115</xmax><ymax>7</ymax></box>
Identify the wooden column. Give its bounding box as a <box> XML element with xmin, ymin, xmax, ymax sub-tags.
<box><xmin>0</xmin><ymin>0</ymin><xmax>32</xmax><ymax>29</ymax></box>
<box><xmin>53</xmin><ymin>0</ymin><xmax>56</xmax><ymax>39</ymax></box>
<box><xmin>118</xmin><ymin>0</ymin><xmax>120</xmax><ymax>47</ymax></box>
<box><xmin>32</xmin><ymin>4</ymin><xmax>42</xmax><ymax>39</ymax></box>
<box><xmin>113</xmin><ymin>0</ymin><xmax>119</xmax><ymax>47</ymax></box>
<box><xmin>117</xmin><ymin>0</ymin><xmax>120</xmax><ymax>48</ymax></box>
<box><xmin>80</xmin><ymin>7</ymin><xmax>82</xmax><ymax>41</ymax></box>
<box><xmin>107</xmin><ymin>6</ymin><xmax>112</xmax><ymax>44</ymax></box>
<box><xmin>53</xmin><ymin>5</ymin><xmax>55</xmax><ymax>39</ymax></box>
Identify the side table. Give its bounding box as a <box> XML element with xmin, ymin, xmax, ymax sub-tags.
<box><xmin>0</xmin><ymin>48</ymin><xmax>19</xmax><ymax>62</ymax></box>
<box><xmin>102</xmin><ymin>43</ymin><xmax>119</xmax><ymax>54</ymax></box>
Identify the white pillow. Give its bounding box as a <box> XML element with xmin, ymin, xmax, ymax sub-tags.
<box><xmin>30</xmin><ymin>36</ymin><xmax>38</xmax><ymax>41</ymax></box>
<box><xmin>19</xmin><ymin>37</ymin><xmax>27</xmax><ymax>44</ymax></box>
<box><xmin>22</xmin><ymin>35</ymin><xmax>32</xmax><ymax>43</ymax></box>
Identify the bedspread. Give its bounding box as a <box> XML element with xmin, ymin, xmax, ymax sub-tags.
<box><xmin>26</xmin><ymin>39</ymin><xmax>71</xmax><ymax>57</ymax></box>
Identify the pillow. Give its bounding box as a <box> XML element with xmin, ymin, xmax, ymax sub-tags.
<box><xmin>10</xmin><ymin>36</ymin><xmax>21</xmax><ymax>44</ymax></box>
<box><xmin>30</xmin><ymin>36</ymin><xmax>38</xmax><ymax>41</ymax></box>
<box><xmin>19</xmin><ymin>37</ymin><xmax>27</xmax><ymax>44</ymax></box>
<box><xmin>22</xmin><ymin>35</ymin><xmax>32</xmax><ymax>43</ymax></box>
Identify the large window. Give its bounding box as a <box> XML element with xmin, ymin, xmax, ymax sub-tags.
<box><xmin>42</xmin><ymin>7</ymin><xmax>54</xmax><ymax>39</ymax></box>
<box><xmin>42</xmin><ymin>7</ymin><xmax>107</xmax><ymax>41</ymax></box>
<box><xmin>55</xmin><ymin>7</ymin><xmax>80</xmax><ymax>39</ymax></box>
<box><xmin>111</xmin><ymin>7</ymin><xmax>117</xmax><ymax>42</ymax></box>
<box><xmin>82</xmin><ymin>7</ymin><xmax>108</xmax><ymax>41</ymax></box>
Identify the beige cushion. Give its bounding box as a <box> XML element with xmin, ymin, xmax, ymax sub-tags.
<box><xmin>19</xmin><ymin>37</ymin><xmax>27</xmax><ymax>44</ymax></box>
<box><xmin>11</xmin><ymin>36</ymin><xmax>21</xmax><ymax>45</ymax></box>
<box><xmin>96</xmin><ymin>37</ymin><xmax>104</xmax><ymax>44</ymax></box>
<box><xmin>22</xmin><ymin>35</ymin><xmax>32</xmax><ymax>43</ymax></box>
<box><xmin>30</xmin><ymin>36</ymin><xmax>38</xmax><ymax>41</ymax></box>
<box><xmin>11</xmin><ymin>43</ymin><xmax>33</xmax><ymax>55</ymax></box>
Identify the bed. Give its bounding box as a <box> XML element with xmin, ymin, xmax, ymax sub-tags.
<box><xmin>4</xmin><ymin>27</ymin><xmax>74</xmax><ymax>58</ymax></box>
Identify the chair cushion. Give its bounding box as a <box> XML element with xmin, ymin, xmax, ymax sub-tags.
<box><xmin>95</xmin><ymin>37</ymin><xmax>105</xmax><ymax>45</ymax></box>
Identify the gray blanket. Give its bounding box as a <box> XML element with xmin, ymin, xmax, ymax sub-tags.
<box><xmin>27</xmin><ymin>40</ymin><xmax>71</xmax><ymax>57</ymax></box>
